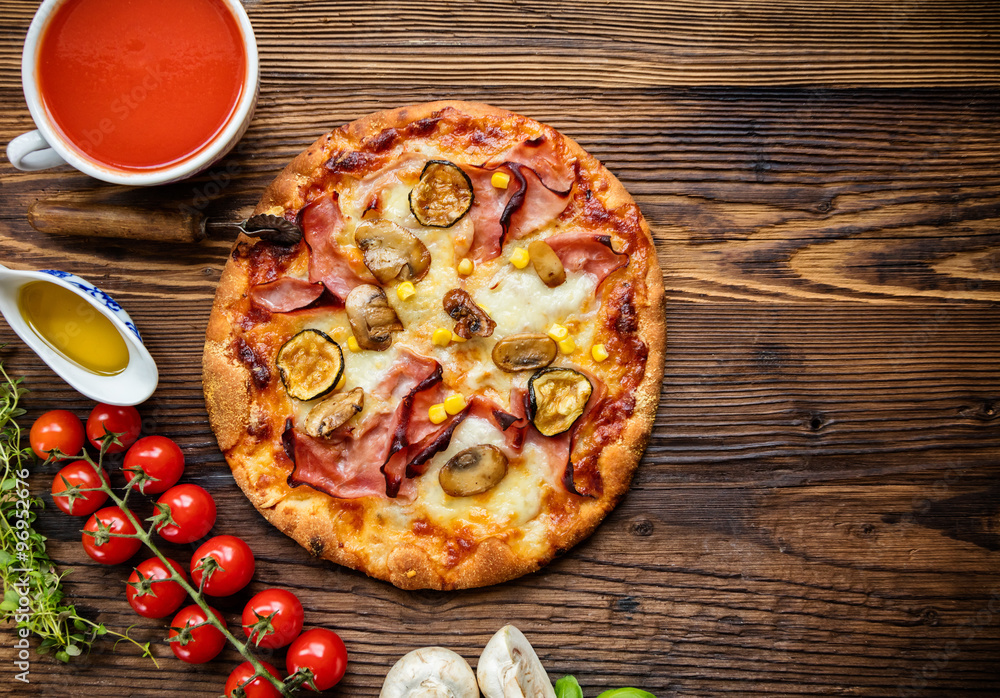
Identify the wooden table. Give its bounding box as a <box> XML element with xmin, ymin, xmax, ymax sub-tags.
<box><xmin>2</xmin><ymin>1</ymin><xmax>998</xmax><ymax>695</ymax></box>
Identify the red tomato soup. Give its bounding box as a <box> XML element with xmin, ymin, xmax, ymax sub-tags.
<box><xmin>37</xmin><ymin>0</ymin><xmax>246</xmax><ymax>172</ymax></box>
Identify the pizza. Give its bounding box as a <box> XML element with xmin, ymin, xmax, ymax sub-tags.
<box><xmin>203</xmin><ymin>101</ymin><xmax>665</xmax><ymax>590</ymax></box>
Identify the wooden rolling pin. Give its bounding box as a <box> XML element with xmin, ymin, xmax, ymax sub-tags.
<box><xmin>27</xmin><ymin>189</ymin><xmax>206</xmax><ymax>243</ymax></box>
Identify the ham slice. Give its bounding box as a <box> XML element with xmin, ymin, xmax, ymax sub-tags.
<box><xmin>287</xmin><ymin>423</ymin><xmax>395</xmax><ymax>499</ymax></box>
<box><xmin>286</xmin><ymin>350</ymin><xmax>445</xmax><ymax>500</ymax></box>
<box><xmin>466</xmin><ymin>165</ymin><xmax>515</xmax><ymax>262</ymax></box>
<box><xmin>249</xmin><ymin>277</ymin><xmax>325</xmax><ymax>313</ymax></box>
<box><xmin>505</xmin><ymin>165</ymin><xmax>572</xmax><ymax>241</ymax></box>
<box><xmin>300</xmin><ymin>193</ymin><xmax>374</xmax><ymax>302</ymax></box>
<box><xmin>490</xmin><ymin>136</ymin><xmax>576</xmax><ymax>192</ymax></box>
<box><xmin>545</xmin><ymin>231</ymin><xmax>628</xmax><ymax>287</ymax></box>
<box><xmin>466</xmin><ymin>161</ymin><xmax>571</xmax><ymax>261</ymax></box>
<box><xmin>349</xmin><ymin>153</ymin><xmax>425</xmax><ymax>217</ymax></box>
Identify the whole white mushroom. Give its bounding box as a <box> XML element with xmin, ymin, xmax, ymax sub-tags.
<box><xmin>476</xmin><ymin>625</ymin><xmax>556</xmax><ymax>698</ymax></box>
<box><xmin>380</xmin><ymin>646</ymin><xmax>479</xmax><ymax>698</ymax></box>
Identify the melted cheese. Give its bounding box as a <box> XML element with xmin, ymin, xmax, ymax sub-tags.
<box><xmin>391</xmin><ymin>416</ymin><xmax>549</xmax><ymax>531</ymax></box>
<box><xmin>471</xmin><ymin>265</ymin><xmax>597</xmax><ymax>335</ymax></box>
<box><xmin>282</xmin><ymin>152</ymin><xmax>607</xmax><ymax>534</ymax></box>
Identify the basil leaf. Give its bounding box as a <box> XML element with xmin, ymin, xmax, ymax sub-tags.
<box><xmin>555</xmin><ymin>675</ymin><xmax>584</xmax><ymax>698</ymax></box>
<box><xmin>596</xmin><ymin>689</ymin><xmax>657</xmax><ymax>698</ymax></box>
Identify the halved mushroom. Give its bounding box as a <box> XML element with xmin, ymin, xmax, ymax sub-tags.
<box><xmin>439</xmin><ymin>445</ymin><xmax>508</xmax><ymax>497</ymax></box>
<box><xmin>528</xmin><ymin>368</ymin><xmax>593</xmax><ymax>437</ymax></box>
<box><xmin>380</xmin><ymin>647</ymin><xmax>479</xmax><ymax>698</ymax></box>
<box><xmin>354</xmin><ymin>218</ymin><xmax>431</xmax><ymax>284</ymax></box>
<box><xmin>302</xmin><ymin>387</ymin><xmax>364</xmax><ymax>438</ymax></box>
<box><xmin>477</xmin><ymin>625</ymin><xmax>556</xmax><ymax>698</ymax></box>
<box><xmin>409</xmin><ymin>160</ymin><xmax>474</xmax><ymax>228</ymax></box>
<box><xmin>346</xmin><ymin>284</ymin><xmax>404</xmax><ymax>351</ymax></box>
<box><xmin>527</xmin><ymin>240</ymin><xmax>566</xmax><ymax>288</ymax></box>
<box><xmin>275</xmin><ymin>329</ymin><xmax>344</xmax><ymax>401</ymax></box>
<box><xmin>443</xmin><ymin>288</ymin><xmax>496</xmax><ymax>339</ymax></box>
<box><xmin>492</xmin><ymin>334</ymin><xmax>558</xmax><ymax>372</ymax></box>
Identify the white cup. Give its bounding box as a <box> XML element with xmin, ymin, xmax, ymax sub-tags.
<box><xmin>6</xmin><ymin>0</ymin><xmax>259</xmax><ymax>186</ymax></box>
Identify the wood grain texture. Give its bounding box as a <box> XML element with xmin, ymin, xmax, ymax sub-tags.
<box><xmin>1</xmin><ymin>1</ymin><xmax>1000</xmax><ymax>89</ymax></box>
<box><xmin>1</xmin><ymin>0</ymin><xmax>1000</xmax><ymax>696</ymax></box>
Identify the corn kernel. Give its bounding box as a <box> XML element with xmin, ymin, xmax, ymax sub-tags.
<box><xmin>444</xmin><ymin>393</ymin><xmax>467</xmax><ymax>415</ymax></box>
<box><xmin>510</xmin><ymin>247</ymin><xmax>530</xmax><ymax>269</ymax></box>
<box><xmin>432</xmin><ymin>328</ymin><xmax>452</xmax><ymax>347</ymax></box>
<box><xmin>335</xmin><ymin>371</ymin><xmax>346</xmax><ymax>390</ymax></box>
<box><xmin>347</xmin><ymin>336</ymin><xmax>361</xmax><ymax>352</ymax></box>
<box><xmin>558</xmin><ymin>337</ymin><xmax>576</xmax><ymax>355</ymax></box>
<box><xmin>396</xmin><ymin>281</ymin><xmax>416</xmax><ymax>301</ymax></box>
<box><xmin>547</xmin><ymin>323</ymin><xmax>569</xmax><ymax>342</ymax></box>
<box><xmin>591</xmin><ymin>343</ymin><xmax>609</xmax><ymax>362</ymax></box>
<box><xmin>428</xmin><ymin>403</ymin><xmax>448</xmax><ymax>424</ymax></box>
<box><xmin>491</xmin><ymin>171</ymin><xmax>511</xmax><ymax>189</ymax></box>
<box><xmin>477</xmin><ymin>303</ymin><xmax>491</xmax><ymax>315</ymax></box>
<box><xmin>450</xmin><ymin>332</ymin><xmax>467</xmax><ymax>343</ymax></box>
<box><xmin>457</xmin><ymin>258</ymin><xmax>474</xmax><ymax>276</ymax></box>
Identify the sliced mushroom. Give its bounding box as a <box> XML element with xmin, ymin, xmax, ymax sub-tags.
<box><xmin>492</xmin><ymin>334</ymin><xmax>558</xmax><ymax>373</ymax></box>
<box><xmin>380</xmin><ymin>647</ymin><xmax>479</xmax><ymax>698</ymax></box>
<box><xmin>443</xmin><ymin>288</ymin><xmax>496</xmax><ymax>339</ymax></box>
<box><xmin>409</xmin><ymin>160</ymin><xmax>474</xmax><ymax>228</ymax></box>
<box><xmin>346</xmin><ymin>284</ymin><xmax>404</xmax><ymax>351</ymax></box>
<box><xmin>528</xmin><ymin>368</ymin><xmax>593</xmax><ymax>437</ymax></box>
<box><xmin>275</xmin><ymin>329</ymin><xmax>343</xmax><ymax>401</ymax></box>
<box><xmin>477</xmin><ymin>625</ymin><xmax>556</xmax><ymax>698</ymax></box>
<box><xmin>527</xmin><ymin>240</ymin><xmax>566</xmax><ymax>288</ymax></box>
<box><xmin>355</xmin><ymin>218</ymin><xmax>431</xmax><ymax>284</ymax></box>
<box><xmin>439</xmin><ymin>445</ymin><xmax>508</xmax><ymax>497</ymax></box>
<box><xmin>302</xmin><ymin>387</ymin><xmax>364</xmax><ymax>438</ymax></box>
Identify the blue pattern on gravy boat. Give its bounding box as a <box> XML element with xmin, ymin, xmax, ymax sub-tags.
<box><xmin>40</xmin><ymin>269</ymin><xmax>142</xmax><ymax>341</ymax></box>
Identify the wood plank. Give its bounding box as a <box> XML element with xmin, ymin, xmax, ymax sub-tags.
<box><xmin>1</xmin><ymin>1</ymin><xmax>999</xmax><ymax>89</ymax></box>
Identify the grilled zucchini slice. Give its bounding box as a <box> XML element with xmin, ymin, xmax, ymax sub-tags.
<box><xmin>409</xmin><ymin>160</ymin><xmax>474</xmax><ymax>228</ymax></box>
<box><xmin>528</xmin><ymin>367</ymin><xmax>593</xmax><ymax>437</ymax></box>
<box><xmin>276</xmin><ymin>329</ymin><xmax>344</xmax><ymax>401</ymax></box>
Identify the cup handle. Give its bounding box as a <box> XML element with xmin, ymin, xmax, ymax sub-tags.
<box><xmin>6</xmin><ymin>130</ymin><xmax>67</xmax><ymax>171</ymax></box>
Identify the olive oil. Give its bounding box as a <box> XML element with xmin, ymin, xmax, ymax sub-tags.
<box><xmin>18</xmin><ymin>281</ymin><xmax>129</xmax><ymax>376</ymax></box>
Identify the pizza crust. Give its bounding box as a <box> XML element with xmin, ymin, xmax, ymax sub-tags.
<box><xmin>203</xmin><ymin>101</ymin><xmax>665</xmax><ymax>590</ymax></box>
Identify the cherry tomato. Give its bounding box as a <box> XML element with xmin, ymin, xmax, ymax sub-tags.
<box><xmin>155</xmin><ymin>484</ymin><xmax>216</xmax><ymax>543</ymax></box>
<box><xmin>225</xmin><ymin>661</ymin><xmax>282</xmax><ymax>698</ymax></box>
<box><xmin>50</xmin><ymin>460</ymin><xmax>108</xmax><ymax>516</ymax></box>
<box><xmin>190</xmin><ymin>535</ymin><xmax>255</xmax><ymax>597</ymax></box>
<box><xmin>82</xmin><ymin>506</ymin><xmax>141</xmax><ymax>565</ymax></box>
<box><xmin>123</xmin><ymin>435</ymin><xmax>185</xmax><ymax>494</ymax></box>
<box><xmin>168</xmin><ymin>604</ymin><xmax>227</xmax><ymax>664</ymax></box>
<box><xmin>126</xmin><ymin>557</ymin><xmax>189</xmax><ymax>619</ymax></box>
<box><xmin>86</xmin><ymin>403</ymin><xmax>141</xmax><ymax>453</ymax></box>
<box><xmin>242</xmin><ymin>589</ymin><xmax>304</xmax><ymax>649</ymax></box>
<box><xmin>286</xmin><ymin>628</ymin><xmax>348</xmax><ymax>691</ymax></box>
<box><xmin>30</xmin><ymin>410</ymin><xmax>85</xmax><ymax>460</ymax></box>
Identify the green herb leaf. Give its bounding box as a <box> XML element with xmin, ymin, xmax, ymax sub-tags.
<box><xmin>595</xmin><ymin>689</ymin><xmax>658</xmax><ymax>698</ymax></box>
<box><xmin>555</xmin><ymin>675</ymin><xmax>584</xmax><ymax>698</ymax></box>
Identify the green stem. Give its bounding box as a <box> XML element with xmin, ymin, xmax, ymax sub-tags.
<box><xmin>77</xmin><ymin>449</ymin><xmax>293</xmax><ymax>696</ymax></box>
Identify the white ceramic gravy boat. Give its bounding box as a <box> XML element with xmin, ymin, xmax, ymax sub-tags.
<box><xmin>0</xmin><ymin>264</ymin><xmax>157</xmax><ymax>405</ymax></box>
